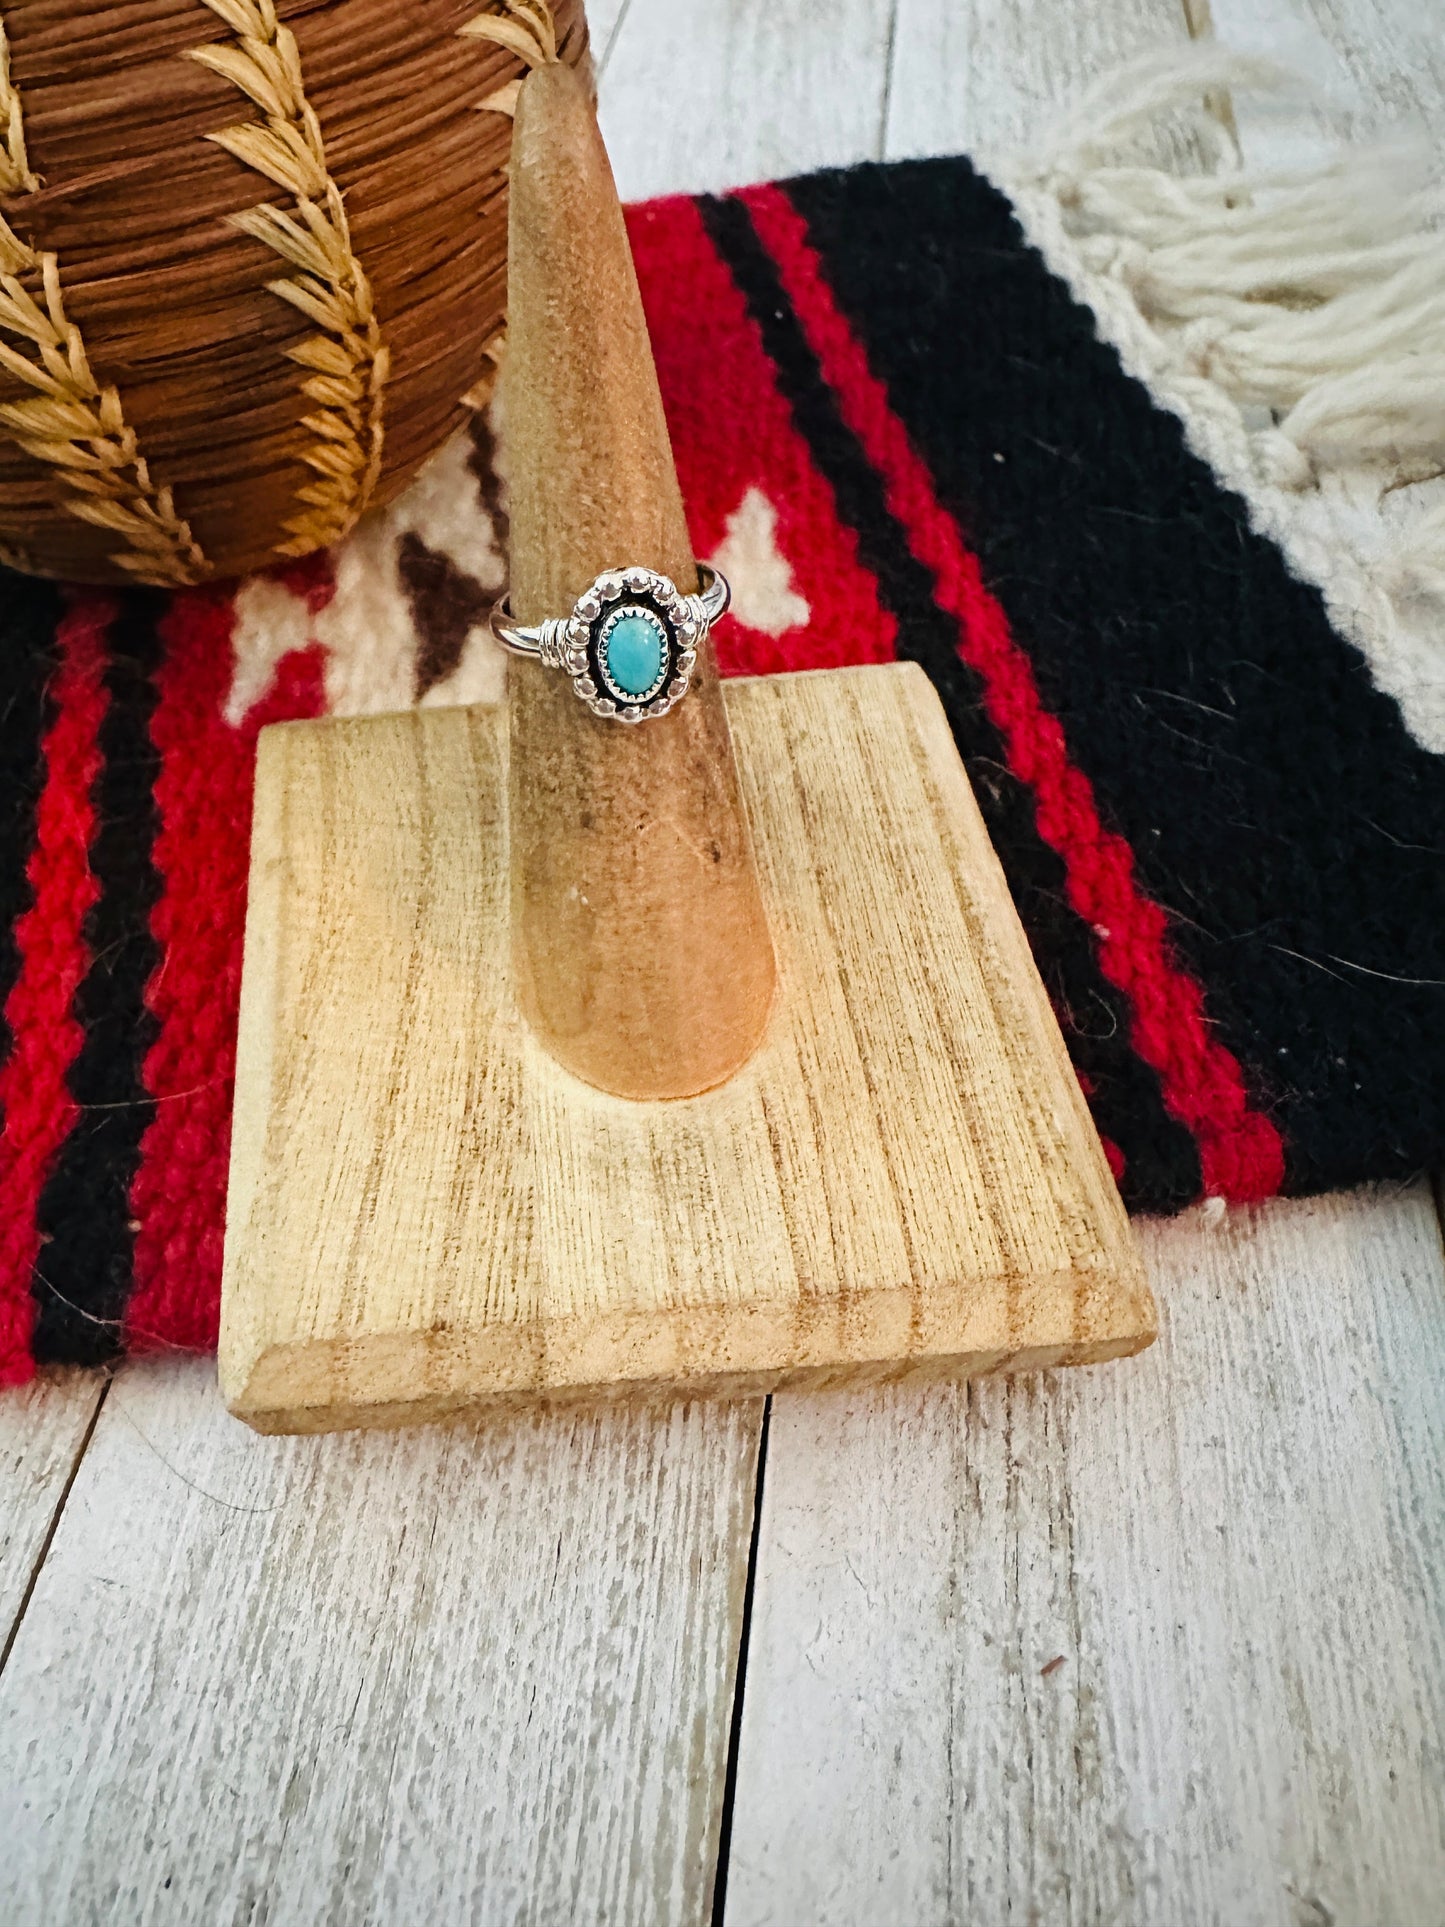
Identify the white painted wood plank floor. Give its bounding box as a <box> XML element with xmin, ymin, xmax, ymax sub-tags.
<box><xmin>1</xmin><ymin>1</ymin><xmax>1442</xmax><ymax>1921</ymax></box>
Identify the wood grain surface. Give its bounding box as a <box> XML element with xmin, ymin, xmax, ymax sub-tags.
<box><xmin>599</xmin><ymin>0</ymin><xmax>897</xmax><ymax>198</ymax></box>
<box><xmin>505</xmin><ymin>60</ymin><xmax>777</xmax><ymax>1100</ymax></box>
<box><xmin>886</xmin><ymin>0</ymin><xmax>1191</xmax><ymax>160</ymax></box>
<box><xmin>221</xmin><ymin>664</ymin><xmax>1150</xmax><ymax>1431</ymax></box>
<box><xmin>584</xmin><ymin>0</ymin><xmax>632</xmax><ymax>65</ymax></box>
<box><xmin>1208</xmin><ymin>0</ymin><xmax>1445</xmax><ymax>142</ymax></box>
<box><xmin>724</xmin><ymin>1188</ymin><xmax>1445</xmax><ymax>1926</ymax></box>
<box><xmin>0</xmin><ymin>1359</ymin><xmax>761</xmax><ymax>1927</ymax></box>
<box><xmin>0</xmin><ymin>1373</ymin><xmax>103</xmax><ymax>1652</ymax></box>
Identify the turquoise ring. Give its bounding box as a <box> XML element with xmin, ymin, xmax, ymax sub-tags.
<box><xmin>490</xmin><ymin>565</ymin><xmax>729</xmax><ymax>723</ymax></box>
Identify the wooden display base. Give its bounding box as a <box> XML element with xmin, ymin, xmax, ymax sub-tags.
<box><xmin>220</xmin><ymin>663</ymin><xmax>1155</xmax><ymax>1434</ymax></box>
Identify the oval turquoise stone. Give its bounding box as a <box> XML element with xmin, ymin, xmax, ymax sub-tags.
<box><xmin>604</xmin><ymin>611</ymin><xmax>665</xmax><ymax>697</ymax></box>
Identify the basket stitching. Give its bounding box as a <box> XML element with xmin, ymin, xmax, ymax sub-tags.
<box><xmin>191</xmin><ymin>0</ymin><xmax>390</xmax><ymax>557</ymax></box>
<box><xmin>459</xmin><ymin>0</ymin><xmax>558</xmax><ymax>70</ymax></box>
<box><xmin>0</xmin><ymin>14</ymin><xmax>39</xmax><ymax>194</ymax></box>
<box><xmin>0</xmin><ymin>15</ymin><xmax>208</xmax><ymax>588</ymax></box>
<box><xmin>462</xmin><ymin>0</ymin><xmax>559</xmax><ymax>114</ymax></box>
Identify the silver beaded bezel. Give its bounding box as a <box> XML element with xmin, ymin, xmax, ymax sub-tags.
<box><xmin>565</xmin><ymin>567</ymin><xmax>699</xmax><ymax>722</ymax></box>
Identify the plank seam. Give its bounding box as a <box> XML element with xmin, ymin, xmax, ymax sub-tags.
<box><xmin>594</xmin><ymin>0</ymin><xmax>636</xmax><ymax>82</ymax></box>
<box><xmin>0</xmin><ymin>1374</ymin><xmax>108</xmax><ymax>1679</ymax></box>
<box><xmin>878</xmin><ymin>0</ymin><xmax>902</xmax><ymax>158</ymax></box>
<box><xmin>710</xmin><ymin>1394</ymin><xmax>772</xmax><ymax>1927</ymax></box>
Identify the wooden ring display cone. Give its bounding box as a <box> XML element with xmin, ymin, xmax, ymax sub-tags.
<box><xmin>504</xmin><ymin>64</ymin><xmax>776</xmax><ymax>1101</ymax></box>
<box><xmin>218</xmin><ymin>64</ymin><xmax>1154</xmax><ymax>1434</ymax></box>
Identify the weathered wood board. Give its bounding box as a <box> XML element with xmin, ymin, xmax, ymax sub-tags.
<box><xmin>887</xmin><ymin>0</ymin><xmax>1191</xmax><ymax>160</ymax></box>
<box><xmin>598</xmin><ymin>0</ymin><xmax>897</xmax><ymax>198</ymax></box>
<box><xmin>220</xmin><ymin>663</ymin><xmax>1151</xmax><ymax>1432</ymax></box>
<box><xmin>0</xmin><ymin>1357</ymin><xmax>760</xmax><ymax>1927</ymax></box>
<box><xmin>725</xmin><ymin>1186</ymin><xmax>1445</xmax><ymax>1926</ymax></box>
<box><xmin>0</xmin><ymin>1372</ymin><xmax>103</xmax><ymax>1657</ymax></box>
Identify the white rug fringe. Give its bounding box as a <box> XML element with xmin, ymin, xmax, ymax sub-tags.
<box><xmin>1003</xmin><ymin>43</ymin><xmax>1445</xmax><ymax>753</ymax></box>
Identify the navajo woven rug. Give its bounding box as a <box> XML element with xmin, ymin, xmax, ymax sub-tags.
<box><xmin>2</xmin><ymin>156</ymin><xmax>1444</xmax><ymax>1380</ymax></box>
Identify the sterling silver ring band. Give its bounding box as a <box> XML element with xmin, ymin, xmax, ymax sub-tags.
<box><xmin>490</xmin><ymin>564</ymin><xmax>730</xmax><ymax>722</ymax></box>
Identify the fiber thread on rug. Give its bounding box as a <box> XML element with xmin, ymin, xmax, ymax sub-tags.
<box><xmin>784</xmin><ymin>152</ymin><xmax>1445</xmax><ymax>1195</ymax></box>
<box><xmin>124</xmin><ymin>594</ymin><xmax>326</xmax><ymax>1356</ymax></box>
<box><xmin>685</xmin><ymin>188</ymin><xmax>1203</xmax><ymax>1210</ymax></box>
<box><xmin>0</xmin><ymin>591</ymin><xmax>106</xmax><ymax>1383</ymax></box>
<box><xmin>29</xmin><ymin>591</ymin><xmax>167</xmax><ymax>1366</ymax></box>
<box><xmin>743</xmin><ymin>180</ymin><xmax>1286</xmax><ymax>1202</ymax></box>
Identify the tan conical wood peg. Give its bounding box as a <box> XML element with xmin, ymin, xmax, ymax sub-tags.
<box><xmin>219</xmin><ymin>4</ymin><xmax>1152</xmax><ymax>1435</ymax></box>
<box><xmin>503</xmin><ymin>60</ymin><xmax>777</xmax><ymax>1099</ymax></box>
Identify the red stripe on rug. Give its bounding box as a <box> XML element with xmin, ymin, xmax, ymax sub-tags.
<box><xmin>744</xmin><ymin>183</ymin><xmax>1285</xmax><ymax>1202</ymax></box>
<box><xmin>627</xmin><ymin>194</ymin><xmax>897</xmax><ymax>676</ymax></box>
<box><xmin>124</xmin><ymin>589</ymin><xmax>326</xmax><ymax>1356</ymax></box>
<box><xmin>272</xmin><ymin>549</ymin><xmax>337</xmax><ymax>614</ymax></box>
<box><xmin>0</xmin><ymin>594</ymin><xmax>113</xmax><ymax>1384</ymax></box>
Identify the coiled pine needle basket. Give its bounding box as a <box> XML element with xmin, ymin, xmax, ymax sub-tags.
<box><xmin>0</xmin><ymin>0</ymin><xmax>588</xmax><ymax>585</ymax></box>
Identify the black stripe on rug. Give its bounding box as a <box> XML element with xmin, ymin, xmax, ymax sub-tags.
<box><xmin>0</xmin><ymin>573</ymin><xmax>62</xmax><ymax>1101</ymax></box>
<box><xmin>787</xmin><ymin>156</ymin><xmax>1445</xmax><ymax>1194</ymax></box>
<box><xmin>698</xmin><ymin>190</ymin><xmax>1203</xmax><ymax>1213</ymax></box>
<box><xmin>31</xmin><ymin>589</ymin><xmax>166</xmax><ymax>1367</ymax></box>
